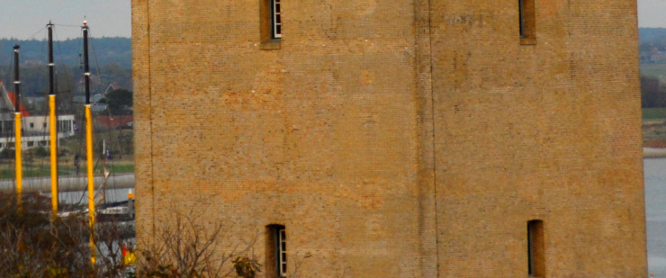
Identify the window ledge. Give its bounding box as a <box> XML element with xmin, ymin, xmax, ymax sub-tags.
<box><xmin>520</xmin><ymin>37</ymin><xmax>537</xmax><ymax>45</ymax></box>
<box><xmin>261</xmin><ymin>40</ymin><xmax>281</xmax><ymax>50</ymax></box>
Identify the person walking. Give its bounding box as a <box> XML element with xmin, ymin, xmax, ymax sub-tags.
<box><xmin>74</xmin><ymin>155</ymin><xmax>80</xmax><ymax>176</ymax></box>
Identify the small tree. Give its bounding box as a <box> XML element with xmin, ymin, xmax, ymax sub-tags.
<box><xmin>33</xmin><ymin>146</ymin><xmax>49</xmax><ymax>158</ymax></box>
<box><xmin>0</xmin><ymin>148</ymin><xmax>15</xmax><ymax>159</ymax></box>
<box><xmin>100</xmin><ymin>89</ymin><xmax>133</xmax><ymax>115</ymax></box>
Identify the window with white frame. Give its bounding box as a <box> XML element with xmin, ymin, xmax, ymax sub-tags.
<box><xmin>271</xmin><ymin>0</ymin><xmax>282</xmax><ymax>39</ymax></box>
<box><xmin>267</xmin><ymin>224</ymin><xmax>287</xmax><ymax>277</ymax></box>
<box><xmin>277</xmin><ymin>227</ymin><xmax>286</xmax><ymax>276</ymax></box>
<box><xmin>58</xmin><ymin>120</ymin><xmax>72</xmax><ymax>133</ymax></box>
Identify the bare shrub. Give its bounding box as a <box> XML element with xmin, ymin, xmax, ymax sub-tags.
<box><xmin>0</xmin><ymin>192</ymin><xmax>95</xmax><ymax>277</ymax></box>
<box><xmin>0</xmin><ymin>192</ymin><xmax>261</xmax><ymax>278</ymax></box>
<box><xmin>135</xmin><ymin>197</ymin><xmax>259</xmax><ymax>278</ymax></box>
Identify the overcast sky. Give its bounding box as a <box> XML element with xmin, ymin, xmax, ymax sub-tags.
<box><xmin>0</xmin><ymin>0</ymin><xmax>664</xmax><ymax>40</ymax></box>
<box><xmin>638</xmin><ymin>0</ymin><xmax>666</xmax><ymax>28</ymax></box>
<box><xmin>0</xmin><ymin>0</ymin><xmax>131</xmax><ymax>40</ymax></box>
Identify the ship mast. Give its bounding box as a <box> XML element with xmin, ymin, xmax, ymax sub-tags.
<box><xmin>82</xmin><ymin>20</ymin><xmax>96</xmax><ymax>264</ymax></box>
<box><xmin>13</xmin><ymin>45</ymin><xmax>23</xmax><ymax>210</ymax></box>
<box><xmin>48</xmin><ymin>21</ymin><xmax>59</xmax><ymax>219</ymax></box>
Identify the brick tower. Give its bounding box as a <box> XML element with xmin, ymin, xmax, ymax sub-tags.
<box><xmin>132</xmin><ymin>0</ymin><xmax>646</xmax><ymax>276</ymax></box>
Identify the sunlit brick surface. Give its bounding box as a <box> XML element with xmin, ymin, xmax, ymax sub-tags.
<box><xmin>133</xmin><ymin>0</ymin><xmax>646</xmax><ymax>276</ymax></box>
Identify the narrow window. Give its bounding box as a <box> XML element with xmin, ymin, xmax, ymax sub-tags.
<box><xmin>260</xmin><ymin>0</ymin><xmax>281</xmax><ymax>49</ymax></box>
<box><xmin>266</xmin><ymin>225</ymin><xmax>287</xmax><ymax>277</ymax></box>
<box><xmin>527</xmin><ymin>220</ymin><xmax>545</xmax><ymax>277</ymax></box>
<box><xmin>271</xmin><ymin>0</ymin><xmax>282</xmax><ymax>39</ymax></box>
<box><xmin>519</xmin><ymin>0</ymin><xmax>536</xmax><ymax>44</ymax></box>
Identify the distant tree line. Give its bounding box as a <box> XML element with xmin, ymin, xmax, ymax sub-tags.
<box><xmin>639</xmin><ymin>28</ymin><xmax>666</xmax><ymax>64</ymax></box>
<box><xmin>0</xmin><ymin>37</ymin><xmax>131</xmax><ymax>68</ymax></box>
<box><xmin>0</xmin><ymin>62</ymin><xmax>131</xmax><ymax>114</ymax></box>
<box><xmin>640</xmin><ymin>28</ymin><xmax>666</xmax><ymax>50</ymax></box>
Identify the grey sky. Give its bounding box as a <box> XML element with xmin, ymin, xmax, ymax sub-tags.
<box><xmin>0</xmin><ymin>0</ymin><xmax>664</xmax><ymax>40</ymax></box>
<box><xmin>638</xmin><ymin>0</ymin><xmax>666</xmax><ymax>28</ymax></box>
<box><xmin>0</xmin><ymin>0</ymin><xmax>131</xmax><ymax>40</ymax></box>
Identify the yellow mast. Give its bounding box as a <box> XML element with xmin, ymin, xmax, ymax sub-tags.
<box><xmin>86</xmin><ymin>104</ymin><xmax>95</xmax><ymax>263</ymax></box>
<box><xmin>15</xmin><ymin>113</ymin><xmax>22</xmax><ymax>209</ymax></box>
<box><xmin>82</xmin><ymin>21</ymin><xmax>96</xmax><ymax>264</ymax></box>
<box><xmin>12</xmin><ymin>45</ymin><xmax>23</xmax><ymax>210</ymax></box>
<box><xmin>50</xmin><ymin>96</ymin><xmax>57</xmax><ymax>216</ymax></box>
<box><xmin>48</xmin><ymin>22</ymin><xmax>58</xmax><ymax>219</ymax></box>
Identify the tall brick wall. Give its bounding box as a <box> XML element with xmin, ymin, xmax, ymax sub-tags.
<box><xmin>133</xmin><ymin>0</ymin><xmax>426</xmax><ymax>276</ymax></box>
<box><xmin>430</xmin><ymin>0</ymin><xmax>645</xmax><ymax>277</ymax></box>
<box><xmin>132</xmin><ymin>0</ymin><xmax>646</xmax><ymax>277</ymax></box>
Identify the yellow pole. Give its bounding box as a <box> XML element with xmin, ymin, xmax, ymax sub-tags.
<box><xmin>86</xmin><ymin>105</ymin><xmax>95</xmax><ymax>264</ymax></box>
<box><xmin>15</xmin><ymin>113</ymin><xmax>22</xmax><ymax>209</ymax></box>
<box><xmin>50</xmin><ymin>95</ymin><xmax>58</xmax><ymax>219</ymax></box>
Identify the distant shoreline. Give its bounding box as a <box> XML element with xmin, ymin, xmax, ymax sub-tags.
<box><xmin>644</xmin><ymin>147</ymin><xmax>666</xmax><ymax>159</ymax></box>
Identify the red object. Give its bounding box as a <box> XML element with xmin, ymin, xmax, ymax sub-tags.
<box><xmin>95</xmin><ymin>115</ymin><xmax>133</xmax><ymax>128</ymax></box>
<box><xmin>6</xmin><ymin>92</ymin><xmax>30</xmax><ymax>117</ymax></box>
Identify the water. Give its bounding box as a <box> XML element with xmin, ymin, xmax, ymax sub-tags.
<box><xmin>57</xmin><ymin>187</ymin><xmax>132</xmax><ymax>205</ymax></box>
<box><xmin>646</xmin><ymin>158</ymin><xmax>666</xmax><ymax>277</ymax></box>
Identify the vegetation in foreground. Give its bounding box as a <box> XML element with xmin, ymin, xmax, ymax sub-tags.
<box><xmin>0</xmin><ymin>193</ymin><xmax>262</xmax><ymax>278</ymax></box>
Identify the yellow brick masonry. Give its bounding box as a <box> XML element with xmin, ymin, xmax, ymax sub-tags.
<box><xmin>132</xmin><ymin>0</ymin><xmax>646</xmax><ymax>277</ymax></box>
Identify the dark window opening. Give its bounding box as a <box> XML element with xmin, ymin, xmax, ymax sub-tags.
<box><xmin>528</xmin><ymin>220</ymin><xmax>545</xmax><ymax>277</ymax></box>
<box><xmin>519</xmin><ymin>0</ymin><xmax>536</xmax><ymax>44</ymax></box>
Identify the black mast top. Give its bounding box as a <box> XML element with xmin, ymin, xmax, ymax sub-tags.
<box><xmin>13</xmin><ymin>45</ymin><xmax>20</xmax><ymax>113</ymax></box>
<box><xmin>82</xmin><ymin>21</ymin><xmax>90</xmax><ymax>105</ymax></box>
<box><xmin>48</xmin><ymin>21</ymin><xmax>55</xmax><ymax>96</ymax></box>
